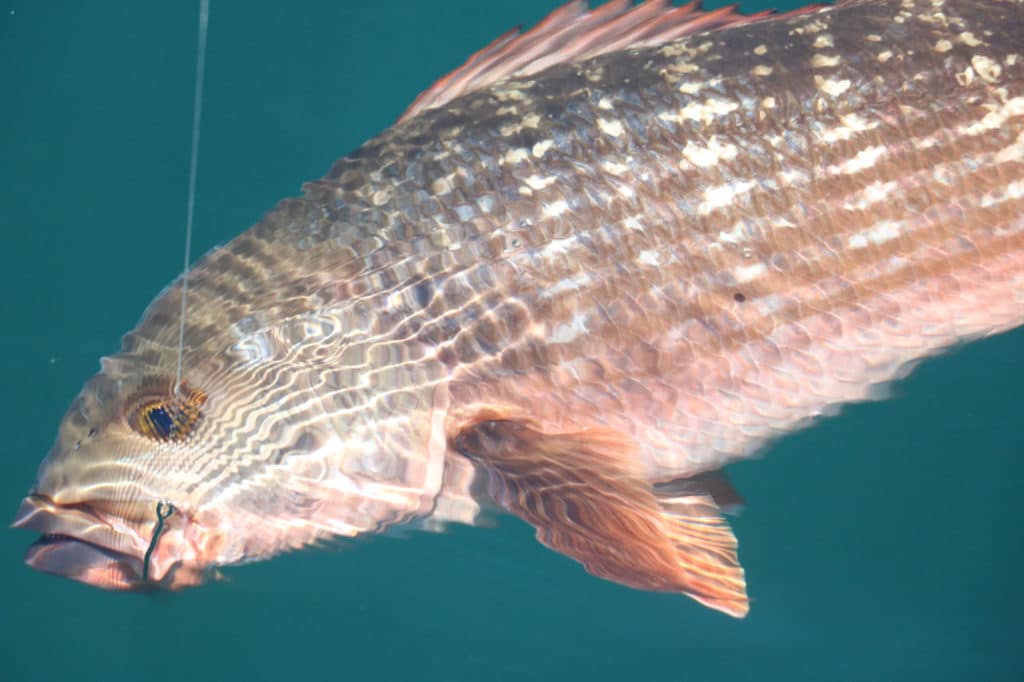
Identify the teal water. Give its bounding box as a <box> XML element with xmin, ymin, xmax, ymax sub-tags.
<box><xmin>2</xmin><ymin>1</ymin><xmax>1022</xmax><ymax>680</ymax></box>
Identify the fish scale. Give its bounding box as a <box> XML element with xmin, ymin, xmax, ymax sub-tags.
<box><xmin>12</xmin><ymin>0</ymin><xmax>1024</xmax><ymax>617</ymax></box>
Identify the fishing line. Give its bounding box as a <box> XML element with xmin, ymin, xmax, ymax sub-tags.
<box><xmin>175</xmin><ymin>0</ymin><xmax>210</xmax><ymax>394</ymax></box>
<box><xmin>142</xmin><ymin>501</ymin><xmax>176</xmax><ymax>582</ymax></box>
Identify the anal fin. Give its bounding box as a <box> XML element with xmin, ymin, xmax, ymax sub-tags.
<box><xmin>454</xmin><ymin>419</ymin><xmax>749</xmax><ymax>617</ymax></box>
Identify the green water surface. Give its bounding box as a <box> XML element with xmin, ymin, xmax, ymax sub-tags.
<box><xmin>2</xmin><ymin>2</ymin><xmax>1022</xmax><ymax>680</ymax></box>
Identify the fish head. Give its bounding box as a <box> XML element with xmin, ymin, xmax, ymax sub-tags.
<box><xmin>12</xmin><ymin>364</ymin><xmax>227</xmax><ymax>591</ymax></box>
<box><xmin>13</xmin><ymin>327</ymin><xmax>454</xmax><ymax>592</ymax></box>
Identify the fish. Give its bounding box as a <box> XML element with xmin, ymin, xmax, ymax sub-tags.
<box><xmin>11</xmin><ymin>0</ymin><xmax>1024</xmax><ymax>618</ymax></box>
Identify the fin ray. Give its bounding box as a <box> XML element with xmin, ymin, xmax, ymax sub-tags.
<box><xmin>454</xmin><ymin>419</ymin><xmax>748</xmax><ymax>617</ymax></box>
<box><xmin>399</xmin><ymin>0</ymin><xmax>818</xmax><ymax>122</ymax></box>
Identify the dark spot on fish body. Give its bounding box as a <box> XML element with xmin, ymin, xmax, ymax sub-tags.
<box><xmin>413</xmin><ymin>279</ymin><xmax>433</xmax><ymax>309</ymax></box>
<box><xmin>734</xmin><ymin>292</ymin><xmax>746</xmax><ymax>303</ymax></box>
<box><xmin>470</xmin><ymin>315</ymin><xmax>504</xmax><ymax>357</ymax></box>
<box><xmin>622</xmin><ymin>107</ymin><xmax>649</xmax><ymax>144</ymax></box>
<box><xmin>291</xmin><ymin>430</ymin><xmax>319</xmax><ymax>457</ymax></box>
<box><xmin>563</xmin><ymin>100</ymin><xmax>596</xmax><ymax>137</ymax></box>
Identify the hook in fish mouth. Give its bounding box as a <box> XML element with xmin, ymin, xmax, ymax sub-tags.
<box><xmin>10</xmin><ymin>495</ymin><xmax>192</xmax><ymax>590</ymax></box>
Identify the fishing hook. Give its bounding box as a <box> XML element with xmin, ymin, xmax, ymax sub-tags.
<box><xmin>141</xmin><ymin>500</ymin><xmax>176</xmax><ymax>583</ymax></box>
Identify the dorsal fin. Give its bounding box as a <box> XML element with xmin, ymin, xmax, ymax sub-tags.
<box><xmin>399</xmin><ymin>0</ymin><xmax>806</xmax><ymax>123</ymax></box>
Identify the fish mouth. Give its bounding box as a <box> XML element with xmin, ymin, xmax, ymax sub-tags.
<box><xmin>12</xmin><ymin>494</ymin><xmax>155</xmax><ymax>590</ymax></box>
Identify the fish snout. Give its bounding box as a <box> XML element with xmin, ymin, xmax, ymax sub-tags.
<box><xmin>11</xmin><ymin>494</ymin><xmax>146</xmax><ymax>589</ymax></box>
<box><xmin>12</xmin><ymin>494</ymin><xmax>210</xmax><ymax>591</ymax></box>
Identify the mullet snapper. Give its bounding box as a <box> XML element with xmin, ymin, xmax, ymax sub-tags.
<box><xmin>12</xmin><ymin>0</ymin><xmax>1024</xmax><ymax>617</ymax></box>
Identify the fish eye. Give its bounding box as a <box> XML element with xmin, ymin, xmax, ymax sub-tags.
<box><xmin>127</xmin><ymin>382</ymin><xmax>208</xmax><ymax>442</ymax></box>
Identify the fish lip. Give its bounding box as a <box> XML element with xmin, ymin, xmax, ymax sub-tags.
<box><xmin>24</xmin><ymin>533</ymin><xmax>146</xmax><ymax>590</ymax></box>
<box><xmin>12</xmin><ymin>494</ymin><xmax>150</xmax><ymax>589</ymax></box>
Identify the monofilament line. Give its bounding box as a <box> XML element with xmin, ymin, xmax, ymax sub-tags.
<box><xmin>176</xmin><ymin>0</ymin><xmax>210</xmax><ymax>394</ymax></box>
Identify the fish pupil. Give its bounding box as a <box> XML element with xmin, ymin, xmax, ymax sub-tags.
<box><xmin>148</xmin><ymin>406</ymin><xmax>176</xmax><ymax>440</ymax></box>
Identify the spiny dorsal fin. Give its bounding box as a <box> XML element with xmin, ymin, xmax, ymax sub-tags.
<box><xmin>399</xmin><ymin>0</ymin><xmax>810</xmax><ymax>123</ymax></box>
<box><xmin>454</xmin><ymin>419</ymin><xmax>749</xmax><ymax>617</ymax></box>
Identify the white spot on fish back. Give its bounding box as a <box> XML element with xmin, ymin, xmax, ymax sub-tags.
<box><xmin>958</xmin><ymin>31</ymin><xmax>983</xmax><ymax>47</ymax></box>
<box><xmin>624</xmin><ymin>215</ymin><xmax>643</xmax><ymax>231</ymax></box>
<box><xmin>539</xmin><ymin>235</ymin><xmax>575</xmax><ymax>260</ymax></box>
<box><xmin>979</xmin><ymin>179</ymin><xmax>1024</xmax><ymax>208</ymax></box>
<box><xmin>494</xmin><ymin>87</ymin><xmax>529</xmax><ymax>102</ymax></box>
<box><xmin>700</xmin><ymin>97</ymin><xmax>738</xmax><ymax>120</ymax></box>
<box><xmin>637</xmin><ymin>249</ymin><xmax>661</xmax><ymax>266</ymax></box>
<box><xmin>812</xmin><ymin>54</ymin><xmax>840</xmax><ymax>68</ymax></box>
<box><xmin>431</xmin><ymin>173</ymin><xmax>455</xmax><ymax>195</ymax></box>
<box><xmin>934</xmin><ymin>39</ymin><xmax>952</xmax><ymax>53</ymax></box>
<box><xmin>664</xmin><ymin>98</ymin><xmax>738</xmax><ymax>125</ymax></box>
<box><xmin>664</xmin><ymin>57</ymin><xmax>700</xmax><ymax>73</ymax></box>
<box><xmin>847</xmin><ymin>220</ymin><xmax>903</xmax><ymax>249</ymax></box>
<box><xmin>815</xmin><ymin>76</ymin><xmax>851</xmax><ymax>96</ymax></box>
<box><xmin>677</xmin><ymin>81</ymin><xmax>702</xmax><ymax>95</ymax></box>
<box><xmin>525</xmin><ymin>174</ymin><xmax>557</xmax><ymax>191</ymax></box>
<box><xmin>549</xmin><ymin>313</ymin><xmax>589</xmax><ymax>344</ymax></box>
<box><xmin>771</xmin><ymin>215</ymin><xmax>798</xmax><ymax>230</ymax></box>
<box><xmin>753</xmin><ymin>44</ymin><xmax>767</xmax><ymax>55</ymax></box>
<box><xmin>701</xmin><ymin>180</ymin><xmax>757</xmax><ymax>215</ymax></box>
<box><xmin>503</xmin><ymin>148</ymin><xmax>529</xmax><ymax>165</ymax></box>
<box><xmin>601</xmin><ymin>159</ymin><xmax>629</xmax><ymax>176</ymax></box>
<box><xmin>532</xmin><ymin>139</ymin><xmax>554</xmax><ymax>158</ymax></box>
<box><xmin>882</xmin><ymin>255</ymin><xmax>909</xmax><ymax>274</ymax></box>
<box><xmin>994</xmin><ymin>128</ymin><xmax>1024</xmax><ymax>164</ymax></box>
<box><xmin>832</xmin><ymin>144</ymin><xmax>886</xmax><ymax>175</ymax></box>
<box><xmin>842</xmin><ymin>180</ymin><xmax>899</xmax><ymax>210</ymax></box>
<box><xmin>681</xmin><ymin>136</ymin><xmax>738</xmax><ymax>168</ymax></box>
<box><xmin>500</xmin><ymin>122</ymin><xmax>522</xmax><ymax>137</ymax></box>
<box><xmin>541</xmin><ymin>272</ymin><xmax>592</xmax><ymax>298</ymax></box>
<box><xmin>779</xmin><ymin>167</ymin><xmax>810</xmax><ymax>186</ymax></box>
<box><xmin>962</xmin><ymin>96</ymin><xmax>1024</xmax><ymax>136</ymax></box>
<box><xmin>542</xmin><ymin>199</ymin><xmax>570</xmax><ymax>218</ymax></box>
<box><xmin>971</xmin><ymin>55</ymin><xmax>1002</xmax><ymax>83</ymax></box>
<box><xmin>750</xmin><ymin>65</ymin><xmax>773</xmax><ymax>77</ymax></box>
<box><xmin>598</xmin><ymin>118</ymin><xmax>625</xmax><ymax>137</ymax></box>
<box><xmin>717</xmin><ymin>221</ymin><xmax>748</xmax><ymax>244</ymax></box>
<box><xmin>733</xmin><ymin>262</ymin><xmax>767</xmax><ymax>284</ymax></box>
<box><xmin>813</xmin><ymin>34</ymin><xmax>835</xmax><ymax>48</ymax></box>
<box><xmin>820</xmin><ymin>112</ymin><xmax>879</xmax><ymax>143</ymax></box>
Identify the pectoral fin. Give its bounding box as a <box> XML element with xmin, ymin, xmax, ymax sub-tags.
<box><xmin>453</xmin><ymin>420</ymin><xmax>748</xmax><ymax>617</ymax></box>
